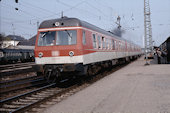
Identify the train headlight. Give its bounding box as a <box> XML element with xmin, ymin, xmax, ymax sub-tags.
<box><xmin>38</xmin><ymin>52</ymin><xmax>43</xmax><ymax>58</ymax></box>
<box><xmin>55</xmin><ymin>22</ymin><xmax>60</xmax><ymax>26</ymax></box>
<box><xmin>69</xmin><ymin>51</ymin><xmax>74</xmax><ymax>57</ymax></box>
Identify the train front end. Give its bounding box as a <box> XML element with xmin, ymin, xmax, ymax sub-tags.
<box><xmin>34</xmin><ymin>17</ymin><xmax>85</xmax><ymax>82</ymax></box>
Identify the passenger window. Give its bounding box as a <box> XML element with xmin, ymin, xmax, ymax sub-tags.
<box><xmin>120</xmin><ymin>42</ymin><xmax>122</xmax><ymax>50</ymax></box>
<box><xmin>82</xmin><ymin>31</ymin><xmax>86</xmax><ymax>45</ymax></box>
<box><xmin>92</xmin><ymin>34</ymin><xmax>97</xmax><ymax>48</ymax></box>
<box><xmin>102</xmin><ymin>37</ymin><xmax>105</xmax><ymax>49</ymax></box>
<box><xmin>106</xmin><ymin>38</ymin><xmax>109</xmax><ymax>49</ymax></box>
<box><xmin>107</xmin><ymin>39</ymin><xmax>110</xmax><ymax>49</ymax></box>
<box><xmin>119</xmin><ymin>41</ymin><xmax>121</xmax><ymax>50</ymax></box>
<box><xmin>112</xmin><ymin>40</ymin><xmax>115</xmax><ymax>49</ymax></box>
<box><xmin>109</xmin><ymin>39</ymin><xmax>112</xmax><ymax>49</ymax></box>
<box><xmin>98</xmin><ymin>36</ymin><xmax>101</xmax><ymax>49</ymax></box>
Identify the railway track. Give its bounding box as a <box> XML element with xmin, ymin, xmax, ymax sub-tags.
<box><xmin>0</xmin><ymin>62</ymin><xmax>35</xmax><ymax>70</ymax></box>
<box><xmin>0</xmin><ymin>62</ymin><xmax>38</xmax><ymax>76</ymax></box>
<box><xmin>0</xmin><ymin>83</ymin><xmax>57</xmax><ymax>113</ymax></box>
<box><xmin>0</xmin><ymin>61</ymin><xmax>129</xmax><ymax>113</ymax></box>
<box><xmin>0</xmin><ymin>75</ymin><xmax>47</xmax><ymax>100</ymax></box>
<box><xmin>0</xmin><ymin>80</ymin><xmax>80</xmax><ymax>113</ymax></box>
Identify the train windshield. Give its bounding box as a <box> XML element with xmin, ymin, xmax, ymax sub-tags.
<box><xmin>56</xmin><ymin>30</ymin><xmax>77</xmax><ymax>45</ymax></box>
<box><xmin>38</xmin><ymin>30</ymin><xmax>77</xmax><ymax>46</ymax></box>
<box><xmin>38</xmin><ymin>31</ymin><xmax>56</xmax><ymax>46</ymax></box>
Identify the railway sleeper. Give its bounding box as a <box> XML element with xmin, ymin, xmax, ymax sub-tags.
<box><xmin>40</xmin><ymin>90</ymin><xmax>58</xmax><ymax>94</ymax></box>
<box><xmin>3</xmin><ymin>104</ymin><xmax>22</xmax><ymax>108</ymax></box>
<box><xmin>11</xmin><ymin>101</ymin><xmax>31</xmax><ymax>106</ymax></box>
<box><xmin>17</xmin><ymin>101</ymin><xmax>34</xmax><ymax>105</ymax></box>
<box><xmin>12</xmin><ymin>101</ymin><xmax>34</xmax><ymax>105</ymax></box>
<box><xmin>25</xmin><ymin>97</ymin><xmax>40</xmax><ymax>100</ymax></box>
<box><xmin>19</xmin><ymin>99</ymin><xmax>37</xmax><ymax>103</ymax></box>
<box><xmin>0</xmin><ymin>108</ymin><xmax>16</xmax><ymax>112</ymax></box>
<box><xmin>36</xmin><ymin>93</ymin><xmax>54</xmax><ymax>96</ymax></box>
<box><xmin>31</xmin><ymin>94</ymin><xmax>49</xmax><ymax>98</ymax></box>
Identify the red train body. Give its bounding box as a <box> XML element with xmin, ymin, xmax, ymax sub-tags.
<box><xmin>34</xmin><ymin>17</ymin><xmax>142</xmax><ymax>82</ymax></box>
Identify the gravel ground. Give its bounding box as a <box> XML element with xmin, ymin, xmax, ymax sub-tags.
<box><xmin>43</xmin><ymin>57</ymin><xmax>170</xmax><ymax>113</ymax></box>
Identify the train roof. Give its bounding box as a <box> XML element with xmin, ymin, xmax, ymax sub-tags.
<box><xmin>39</xmin><ymin>17</ymin><xmax>139</xmax><ymax>47</ymax></box>
<box><xmin>161</xmin><ymin>37</ymin><xmax>170</xmax><ymax>44</ymax></box>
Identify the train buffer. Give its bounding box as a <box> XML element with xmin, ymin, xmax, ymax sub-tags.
<box><xmin>43</xmin><ymin>56</ymin><xmax>170</xmax><ymax>113</ymax></box>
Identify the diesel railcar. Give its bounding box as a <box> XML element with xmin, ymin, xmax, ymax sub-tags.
<box><xmin>34</xmin><ymin>17</ymin><xmax>142</xmax><ymax>82</ymax></box>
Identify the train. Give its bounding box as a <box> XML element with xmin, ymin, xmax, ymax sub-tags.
<box><xmin>34</xmin><ymin>17</ymin><xmax>142</xmax><ymax>83</ymax></box>
<box><xmin>0</xmin><ymin>48</ymin><xmax>34</xmax><ymax>64</ymax></box>
<box><xmin>157</xmin><ymin>37</ymin><xmax>170</xmax><ymax>64</ymax></box>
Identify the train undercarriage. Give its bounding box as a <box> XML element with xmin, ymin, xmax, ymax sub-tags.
<box><xmin>38</xmin><ymin>55</ymin><xmax>140</xmax><ymax>83</ymax></box>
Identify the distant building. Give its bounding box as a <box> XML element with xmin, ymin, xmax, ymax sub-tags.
<box><xmin>0</xmin><ymin>35</ymin><xmax>35</xmax><ymax>49</ymax></box>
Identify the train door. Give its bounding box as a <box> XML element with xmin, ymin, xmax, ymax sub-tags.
<box><xmin>82</xmin><ymin>30</ymin><xmax>91</xmax><ymax>54</ymax></box>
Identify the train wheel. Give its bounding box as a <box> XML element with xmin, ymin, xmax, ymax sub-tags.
<box><xmin>87</xmin><ymin>65</ymin><xmax>98</xmax><ymax>76</ymax></box>
<box><xmin>44</xmin><ymin>65</ymin><xmax>60</xmax><ymax>83</ymax></box>
<box><xmin>87</xmin><ymin>65</ymin><xmax>93</xmax><ymax>76</ymax></box>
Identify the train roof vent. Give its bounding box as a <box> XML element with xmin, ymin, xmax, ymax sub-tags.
<box><xmin>62</xmin><ymin>16</ymin><xmax>68</xmax><ymax>19</ymax></box>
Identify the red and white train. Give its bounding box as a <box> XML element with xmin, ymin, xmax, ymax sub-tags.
<box><xmin>34</xmin><ymin>17</ymin><xmax>142</xmax><ymax>82</ymax></box>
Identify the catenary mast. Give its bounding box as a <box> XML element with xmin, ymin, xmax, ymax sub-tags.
<box><xmin>144</xmin><ymin>0</ymin><xmax>153</xmax><ymax>64</ymax></box>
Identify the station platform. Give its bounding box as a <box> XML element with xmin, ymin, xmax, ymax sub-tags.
<box><xmin>43</xmin><ymin>56</ymin><xmax>170</xmax><ymax>113</ymax></box>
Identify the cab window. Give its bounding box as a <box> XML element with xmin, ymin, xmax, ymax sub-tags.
<box><xmin>38</xmin><ymin>31</ymin><xmax>56</xmax><ymax>46</ymax></box>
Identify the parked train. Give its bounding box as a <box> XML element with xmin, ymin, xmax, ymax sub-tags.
<box><xmin>34</xmin><ymin>17</ymin><xmax>142</xmax><ymax>82</ymax></box>
<box><xmin>0</xmin><ymin>49</ymin><xmax>34</xmax><ymax>64</ymax></box>
<box><xmin>157</xmin><ymin>37</ymin><xmax>170</xmax><ymax>64</ymax></box>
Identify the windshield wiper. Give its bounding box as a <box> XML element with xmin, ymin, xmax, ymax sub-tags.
<box><xmin>65</xmin><ymin>30</ymin><xmax>72</xmax><ymax>39</ymax></box>
<box><xmin>42</xmin><ymin>33</ymin><xmax>46</xmax><ymax>37</ymax></box>
<box><xmin>41</xmin><ymin>31</ymin><xmax>49</xmax><ymax>38</ymax></box>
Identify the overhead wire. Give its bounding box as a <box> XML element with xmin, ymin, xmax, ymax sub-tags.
<box><xmin>56</xmin><ymin>0</ymin><xmax>100</xmax><ymax>18</ymax></box>
<box><xmin>39</xmin><ymin>0</ymin><xmax>87</xmax><ymax>20</ymax></box>
<box><xmin>2</xmin><ymin>21</ymin><xmax>36</xmax><ymax>31</ymax></box>
<box><xmin>2</xmin><ymin>0</ymin><xmax>111</xmax><ymax>25</ymax></box>
<box><xmin>2</xmin><ymin>3</ymin><xmax>41</xmax><ymax>20</ymax></box>
<box><xmin>3</xmin><ymin>0</ymin><xmax>160</xmax><ymax>41</ymax></box>
<box><xmin>84</xmin><ymin>1</ymin><xmax>108</xmax><ymax>17</ymax></box>
<box><xmin>1</xmin><ymin>1</ymin><xmax>41</xmax><ymax>35</ymax></box>
<box><xmin>57</xmin><ymin>0</ymin><xmax>109</xmax><ymax>20</ymax></box>
<box><xmin>91</xmin><ymin>0</ymin><xmax>140</xmax><ymax>33</ymax></box>
<box><xmin>0</xmin><ymin>0</ymin><xmax>130</xmax><ymax>40</ymax></box>
<box><xmin>20</xmin><ymin>1</ymin><xmax>60</xmax><ymax>16</ymax></box>
<box><xmin>83</xmin><ymin>0</ymin><xmax>119</xmax><ymax>30</ymax></box>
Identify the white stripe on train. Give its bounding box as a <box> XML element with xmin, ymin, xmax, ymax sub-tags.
<box><xmin>35</xmin><ymin>51</ymin><xmax>140</xmax><ymax>65</ymax></box>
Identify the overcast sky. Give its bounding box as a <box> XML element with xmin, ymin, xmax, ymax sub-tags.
<box><xmin>0</xmin><ymin>0</ymin><xmax>170</xmax><ymax>47</ymax></box>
